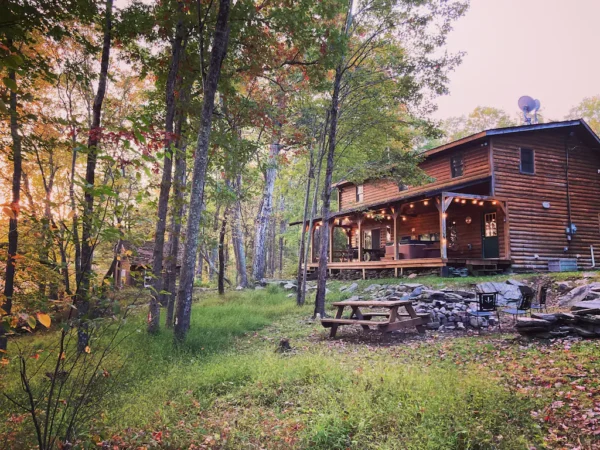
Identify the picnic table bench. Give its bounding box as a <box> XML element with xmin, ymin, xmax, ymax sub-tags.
<box><xmin>321</xmin><ymin>299</ymin><xmax>429</xmax><ymax>338</ymax></box>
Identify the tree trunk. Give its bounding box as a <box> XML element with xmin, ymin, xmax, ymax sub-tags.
<box><xmin>252</xmin><ymin>141</ymin><xmax>280</xmax><ymax>282</ymax></box>
<box><xmin>278</xmin><ymin>194</ymin><xmax>285</xmax><ymax>278</ymax></box>
<box><xmin>218</xmin><ymin>214</ymin><xmax>227</xmax><ymax>295</ymax></box>
<box><xmin>148</xmin><ymin>10</ymin><xmax>186</xmax><ymax>333</ymax></box>
<box><xmin>75</xmin><ymin>0</ymin><xmax>112</xmax><ymax>352</ymax></box>
<box><xmin>174</xmin><ymin>0</ymin><xmax>231</xmax><ymax>342</ymax></box>
<box><xmin>165</xmin><ymin>91</ymin><xmax>189</xmax><ymax>328</ymax></box>
<box><xmin>314</xmin><ymin>1</ymin><xmax>353</xmax><ymax>318</ymax></box>
<box><xmin>315</xmin><ymin>68</ymin><xmax>343</xmax><ymax>318</ymax></box>
<box><xmin>296</xmin><ymin>145</ymin><xmax>315</xmax><ymax>306</ymax></box>
<box><xmin>231</xmin><ymin>175</ymin><xmax>248</xmax><ymax>287</ymax></box>
<box><xmin>0</xmin><ymin>65</ymin><xmax>22</xmax><ymax>352</ymax></box>
<box><xmin>300</xmin><ymin>138</ymin><xmax>326</xmax><ymax>306</ymax></box>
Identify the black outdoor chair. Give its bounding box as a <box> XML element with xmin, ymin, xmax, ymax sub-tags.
<box><xmin>503</xmin><ymin>286</ymin><xmax>534</xmax><ymax>323</ymax></box>
<box><xmin>467</xmin><ymin>291</ymin><xmax>501</xmax><ymax>330</ymax></box>
<box><xmin>531</xmin><ymin>285</ymin><xmax>548</xmax><ymax>313</ymax></box>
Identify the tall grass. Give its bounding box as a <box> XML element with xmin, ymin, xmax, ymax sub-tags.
<box><xmin>1</xmin><ymin>286</ymin><xmax>545</xmax><ymax>449</ymax></box>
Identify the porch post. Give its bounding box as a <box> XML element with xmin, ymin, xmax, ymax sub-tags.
<box><xmin>503</xmin><ymin>200</ymin><xmax>510</xmax><ymax>259</ymax></box>
<box><xmin>438</xmin><ymin>194</ymin><xmax>448</xmax><ymax>259</ymax></box>
<box><xmin>310</xmin><ymin>224</ymin><xmax>316</xmax><ymax>263</ymax></box>
<box><xmin>357</xmin><ymin>216</ymin><xmax>363</xmax><ymax>262</ymax></box>
<box><xmin>328</xmin><ymin>220</ymin><xmax>335</xmax><ymax>275</ymax></box>
<box><xmin>392</xmin><ymin>206</ymin><xmax>399</xmax><ymax>260</ymax></box>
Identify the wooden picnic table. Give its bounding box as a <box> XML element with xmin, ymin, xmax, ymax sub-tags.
<box><xmin>321</xmin><ymin>299</ymin><xmax>429</xmax><ymax>338</ymax></box>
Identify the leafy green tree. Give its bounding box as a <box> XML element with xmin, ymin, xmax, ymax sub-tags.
<box><xmin>567</xmin><ymin>95</ymin><xmax>600</xmax><ymax>135</ymax></box>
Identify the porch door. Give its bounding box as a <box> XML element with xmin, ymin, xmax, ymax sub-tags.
<box><xmin>371</xmin><ymin>229</ymin><xmax>381</xmax><ymax>249</ymax></box>
<box><xmin>482</xmin><ymin>212</ymin><xmax>499</xmax><ymax>258</ymax></box>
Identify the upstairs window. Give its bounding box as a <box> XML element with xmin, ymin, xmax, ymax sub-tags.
<box><xmin>398</xmin><ymin>183</ymin><xmax>409</xmax><ymax>192</ymax></box>
<box><xmin>520</xmin><ymin>148</ymin><xmax>535</xmax><ymax>174</ymax></box>
<box><xmin>356</xmin><ymin>184</ymin><xmax>364</xmax><ymax>202</ymax></box>
<box><xmin>451</xmin><ymin>154</ymin><xmax>464</xmax><ymax>178</ymax></box>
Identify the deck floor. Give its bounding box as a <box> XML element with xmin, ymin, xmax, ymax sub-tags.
<box><xmin>306</xmin><ymin>258</ymin><xmax>511</xmax><ymax>271</ymax></box>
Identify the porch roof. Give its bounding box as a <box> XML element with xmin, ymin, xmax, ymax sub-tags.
<box><xmin>290</xmin><ymin>174</ymin><xmax>491</xmax><ymax>226</ymax></box>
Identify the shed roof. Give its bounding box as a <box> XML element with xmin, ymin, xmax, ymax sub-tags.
<box><xmin>290</xmin><ymin>174</ymin><xmax>490</xmax><ymax>226</ymax></box>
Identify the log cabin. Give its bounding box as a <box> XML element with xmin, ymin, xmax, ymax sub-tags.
<box><xmin>293</xmin><ymin>119</ymin><xmax>600</xmax><ymax>277</ymax></box>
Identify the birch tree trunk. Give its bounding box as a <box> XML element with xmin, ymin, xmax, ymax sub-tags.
<box><xmin>231</xmin><ymin>175</ymin><xmax>248</xmax><ymax>287</ymax></box>
<box><xmin>76</xmin><ymin>0</ymin><xmax>112</xmax><ymax>351</ymax></box>
<box><xmin>252</xmin><ymin>141</ymin><xmax>279</xmax><ymax>281</ymax></box>
<box><xmin>174</xmin><ymin>0</ymin><xmax>231</xmax><ymax>341</ymax></box>
<box><xmin>148</xmin><ymin>10</ymin><xmax>186</xmax><ymax>333</ymax></box>
<box><xmin>0</xmin><ymin>64</ymin><xmax>23</xmax><ymax>352</ymax></box>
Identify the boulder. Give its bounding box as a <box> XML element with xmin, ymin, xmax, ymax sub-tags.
<box><xmin>364</xmin><ymin>284</ymin><xmax>381</xmax><ymax>292</ymax></box>
<box><xmin>531</xmin><ymin>313</ymin><xmax>559</xmax><ymax>322</ymax></box>
<box><xmin>345</xmin><ymin>283</ymin><xmax>359</xmax><ymax>294</ymax></box>
<box><xmin>408</xmin><ymin>273</ymin><xmax>418</xmax><ymax>279</ymax></box>
<box><xmin>560</xmin><ymin>283</ymin><xmax>600</xmax><ymax>306</ymax></box>
<box><xmin>426</xmin><ymin>321</ymin><xmax>441</xmax><ymax>330</ymax></box>
<box><xmin>283</xmin><ymin>283</ymin><xmax>297</xmax><ymax>291</ymax></box>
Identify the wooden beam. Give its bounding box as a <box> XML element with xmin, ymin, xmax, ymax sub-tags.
<box><xmin>503</xmin><ymin>200</ymin><xmax>511</xmax><ymax>259</ymax></box>
<box><xmin>357</xmin><ymin>216</ymin><xmax>363</xmax><ymax>262</ymax></box>
<box><xmin>392</xmin><ymin>208</ymin><xmax>399</xmax><ymax>260</ymax></box>
<box><xmin>310</xmin><ymin>225</ymin><xmax>316</xmax><ymax>263</ymax></box>
<box><xmin>442</xmin><ymin>191</ymin><xmax>507</xmax><ymax>203</ymax></box>
<box><xmin>329</xmin><ymin>220</ymin><xmax>334</xmax><ymax>263</ymax></box>
<box><xmin>439</xmin><ymin>194</ymin><xmax>448</xmax><ymax>259</ymax></box>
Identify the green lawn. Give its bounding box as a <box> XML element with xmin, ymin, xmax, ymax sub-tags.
<box><xmin>2</xmin><ymin>276</ymin><xmax>599</xmax><ymax>449</ymax></box>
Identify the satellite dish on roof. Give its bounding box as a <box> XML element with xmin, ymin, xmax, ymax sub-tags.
<box><xmin>518</xmin><ymin>96</ymin><xmax>540</xmax><ymax>125</ymax></box>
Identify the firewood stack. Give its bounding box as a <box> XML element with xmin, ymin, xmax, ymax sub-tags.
<box><xmin>516</xmin><ymin>300</ymin><xmax>600</xmax><ymax>338</ymax></box>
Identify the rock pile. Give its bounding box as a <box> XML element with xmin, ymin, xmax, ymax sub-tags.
<box><xmin>516</xmin><ymin>300</ymin><xmax>600</xmax><ymax>338</ymax></box>
<box><xmin>346</xmin><ymin>282</ymin><xmax>497</xmax><ymax>330</ymax></box>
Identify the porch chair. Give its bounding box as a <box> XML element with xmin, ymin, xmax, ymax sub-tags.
<box><xmin>467</xmin><ymin>292</ymin><xmax>501</xmax><ymax>331</ymax></box>
<box><xmin>531</xmin><ymin>285</ymin><xmax>548</xmax><ymax>313</ymax></box>
<box><xmin>502</xmin><ymin>286</ymin><xmax>534</xmax><ymax>323</ymax></box>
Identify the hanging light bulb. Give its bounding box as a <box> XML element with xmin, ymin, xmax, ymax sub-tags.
<box><xmin>410</xmin><ymin>203</ymin><xmax>414</xmax><ymax>208</ymax></box>
<box><xmin>402</xmin><ymin>216</ymin><xmax>406</xmax><ymax>221</ymax></box>
<box><xmin>478</xmin><ymin>201</ymin><xmax>484</xmax><ymax>206</ymax></box>
<box><xmin>424</xmin><ymin>200</ymin><xmax>429</xmax><ymax>206</ymax></box>
<box><xmin>454</xmin><ymin>198</ymin><xmax>461</xmax><ymax>203</ymax></box>
<box><xmin>492</xmin><ymin>200</ymin><xmax>497</xmax><ymax>205</ymax></box>
<box><xmin>472</xmin><ymin>199</ymin><xmax>477</xmax><ymax>205</ymax></box>
<box><xmin>461</xmin><ymin>199</ymin><xmax>466</xmax><ymax>204</ymax></box>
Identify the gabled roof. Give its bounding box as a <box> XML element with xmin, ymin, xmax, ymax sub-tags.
<box><xmin>331</xmin><ymin>119</ymin><xmax>600</xmax><ymax>188</ymax></box>
<box><xmin>424</xmin><ymin>119</ymin><xmax>600</xmax><ymax>157</ymax></box>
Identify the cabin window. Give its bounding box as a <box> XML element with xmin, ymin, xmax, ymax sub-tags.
<box><xmin>356</xmin><ymin>184</ymin><xmax>364</xmax><ymax>202</ymax></box>
<box><xmin>451</xmin><ymin>154</ymin><xmax>464</xmax><ymax>178</ymax></box>
<box><xmin>520</xmin><ymin>148</ymin><xmax>535</xmax><ymax>174</ymax></box>
<box><xmin>398</xmin><ymin>183</ymin><xmax>408</xmax><ymax>191</ymax></box>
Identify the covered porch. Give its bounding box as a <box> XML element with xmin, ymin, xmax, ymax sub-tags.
<box><xmin>306</xmin><ymin>191</ymin><xmax>512</xmax><ymax>277</ymax></box>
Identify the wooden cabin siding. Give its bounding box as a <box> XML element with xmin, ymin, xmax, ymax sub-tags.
<box><xmin>492</xmin><ymin>130</ymin><xmax>600</xmax><ymax>270</ymax></box>
<box><xmin>337</xmin><ymin>145</ymin><xmax>492</xmax><ymax>210</ymax></box>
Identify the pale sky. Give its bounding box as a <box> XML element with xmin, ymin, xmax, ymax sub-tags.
<box><xmin>433</xmin><ymin>0</ymin><xmax>600</xmax><ymax>121</ymax></box>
